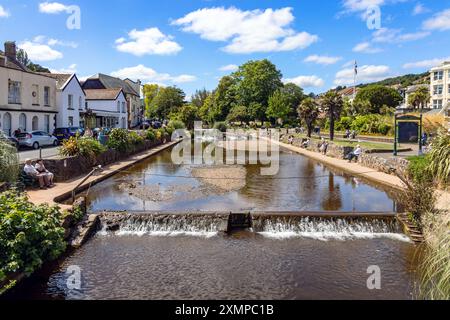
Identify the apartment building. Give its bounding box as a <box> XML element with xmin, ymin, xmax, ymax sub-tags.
<box><xmin>430</xmin><ymin>61</ymin><xmax>450</xmax><ymax>113</ymax></box>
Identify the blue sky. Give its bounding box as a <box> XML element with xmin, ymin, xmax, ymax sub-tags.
<box><xmin>1</xmin><ymin>0</ymin><xmax>450</xmax><ymax>97</ymax></box>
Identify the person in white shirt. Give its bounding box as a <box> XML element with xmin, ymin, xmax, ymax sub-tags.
<box><xmin>35</xmin><ymin>159</ymin><xmax>54</xmax><ymax>187</ymax></box>
<box><xmin>24</xmin><ymin>159</ymin><xmax>49</xmax><ymax>189</ymax></box>
<box><xmin>348</xmin><ymin>145</ymin><xmax>362</xmax><ymax>163</ymax></box>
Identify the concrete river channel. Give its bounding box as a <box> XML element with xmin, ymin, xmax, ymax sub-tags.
<box><xmin>6</xmin><ymin>139</ymin><xmax>423</xmax><ymax>300</ymax></box>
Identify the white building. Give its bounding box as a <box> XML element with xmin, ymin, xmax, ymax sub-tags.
<box><xmin>430</xmin><ymin>61</ymin><xmax>450</xmax><ymax>113</ymax></box>
<box><xmin>84</xmin><ymin>88</ymin><xmax>128</xmax><ymax>129</ymax></box>
<box><xmin>44</xmin><ymin>73</ymin><xmax>86</xmax><ymax>128</ymax></box>
<box><xmin>0</xmin><ymin>41</ymin><xmax>58</xmax><ymax>136</ymax></box>
<box><xmin>82</xmin><ymin>74</ymin><xmax>141</xmax><ymax>129</ymax></box>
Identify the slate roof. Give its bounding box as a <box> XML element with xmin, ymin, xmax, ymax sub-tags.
<box><xmin>0</xmin><ymin>50</ymin><xmax>29</xmax><ymax>72</ymax></box>
<box><xmin>84</xmin><ymin>88</ymin><xmax>123</xmax><ymax>100</ymax></box>
<box><xmin>84</xmin><ymin>73</ymin><xmax>139</xmax><ymax>96</ymax></box>
<box><xmin>38</xmin><ymin>73</ymin><xmax>73</xmax><ymax>89</ymax></box>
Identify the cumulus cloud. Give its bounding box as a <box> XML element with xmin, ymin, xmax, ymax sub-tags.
<box><xmin>219</xmin><ymin>64</ymin><xmax>239</xmax><ymax>72</ymax></box>
<box><xmin>18</xmin><ymin>41</ymin><xmax>63</xmax><ymax>61</ymax></box>
<box><xmin>372</xmin><ymin>28</ymin><xmax>430</xmax><ymax>43</ymax></box>
<box><xmin>33</xmin><ymin>35</ymin><xmax>78</xmax><ymax>48</ymax></box>
<box><xmin>403</xmin><ymin>57</ymin><xmax>450</xmax><ymax>69</ymax></box>
<box><xmin>352</xmin><ymin>42</ymin><xmax>382</xmax><ymax>54</ymax></box>
<box><xmin>172</xmin><ymin>7</ymin><xmax>318</xmax><ymax>54</ymax></box>
<box><xmin>0</xmin><ymin>5</ymin><xmax>10</xmax><ymax>18</ymax></box>
<box><xmin>38</xmin><ymin>2</ymin><xmax>71</xmax><ymax>14</ymax></box>
<box><xmin>115</xmin><ymin>27</ymin><xmax>182</xmax><ymax>56</ymax></box>
<box><xmin>423</xmin><ymin>9</ymin><xmax>450</xmax><ymax>31</ymax></box>
<box><xmin>334</xmin><ymin>64</ymin><xmax>390</xmax><ymax>86</ymax></box>
<box><xmin>50</xmin><ymin>64</ymin><xmax>77</xmax><ymax>74</ymax></box>
<box><xmin>110</xmin><ymin>65</ymin><xmax>197</xmax><ymax>84</ymax></box>
<box><xmin>303</xmin><ymin>55</ymin><xmax>342</xmax><ymax>65</ymax></box>
<box><xmin>412</xmin><ymin>3</ymin><xmax>429</xmax><ymax>16</ymax></box>
<box><xmin>283</xmin><ymin>75</ymin><xmax>325</xmax><ymax>88</ymax></box>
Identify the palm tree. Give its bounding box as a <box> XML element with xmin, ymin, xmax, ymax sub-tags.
<box><xmin>297</xmin><ymin>97</ymin><xmax>319</xmax><ymax>138</ymax></box>
<box><xmin>408</xmin><ymin>86</ymin><xmax>430</xmax><ymax>111</ymax></box>
<box><xmin>321</xmin><ymin>90</ymin><xmax>344</xmax><ymax>141</ymax></box>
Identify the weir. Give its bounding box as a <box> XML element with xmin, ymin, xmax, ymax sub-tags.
<box><xmin>96</xmin><ymin>211</ymin><xmax>410</xmax><ymax>242</ymax></box>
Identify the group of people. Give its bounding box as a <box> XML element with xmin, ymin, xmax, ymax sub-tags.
<box><xmin>318</xmin><ymin>138</ymin><xmax>329</xmax><ymax>155</ymax></box>
<box><xmin>24</xmin><ymin>159</ymin><xmax>55</xmax><ymax>190</ymax></box>
<box><xmin>344</xmin><ymin>129</ymin><xmax>358</xmax><ymax>140</ymax></box>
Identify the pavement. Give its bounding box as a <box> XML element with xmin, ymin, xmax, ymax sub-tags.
<box><xmin>18</xmin><ymin>146</ymin><xmax>60</xmax><ymax>163</ymax></box>
<box><xmin>26</xmin><ymin>140</ymin><xmax>180</xmax><ymax>210</ymax></box>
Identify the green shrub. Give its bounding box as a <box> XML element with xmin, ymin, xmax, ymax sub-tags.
<box><xmin>146</xmin><ymin>129</ymin><xmax>156</xmax><ymax>141</ymax></box>
<box><xmin>428</xmin><ymin>132</ymin><xmax>450</xmax><ymax>186</ymax></box>
<box><xmin>0</xmin><ymin>190</ymin><xmax>66</xmax><ymax>283</ymax></box>
<box><xmin>407</xmin><ymin>155</ymin><xmax>433</xmax><ymax>183</ymax></box>
<box><xmin>337</xmin><ymin>116</ymin><xmax>352</xmax><ymax>131</ymax></box>
<box><xmin>107</xmin><ymin>128</ymin><xmax>129</xmax><ymax>151</ymax></box>
<box><xmin>0</xmin><ymin>139</ymin><xmax>19</xmax><ymax>183</ymax></box>
<box><xmin>59</xmin><ymin>136</ymin><xmax>106</xmax><ymax>160</ymax></box>
<box><xmin>128</xmin><ymin>131</ymin><xmax>144</xmax><ymax>145</ymax></box>
<box><xmin>168</xmin><ymin>120</ymin><xmax>185</xmax><ymax>130</ymax></box>
<box><xmin>377</xmin><ymin>123</ymin><xmax>392</xmax><ymax>136</ymax></box>
<box><xmin>214</xmin><ymin>122</ymin><xmax>228</xmax><ymax>133</ymax></box>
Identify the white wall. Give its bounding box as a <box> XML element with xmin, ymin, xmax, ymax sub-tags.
<box><xmin>86</xmin><ymin>91</ymin><xmax>128</xmax><ymax>129</ymax></box>
<box><xmin>56</xmin><ymin>75</ymin><xmax>85</xmax><ymax>128</ymax></box>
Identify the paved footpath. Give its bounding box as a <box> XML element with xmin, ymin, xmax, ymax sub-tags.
<box><xmin>27</xmin><ymin>140</ymin><xmax>180</xmax><ymax>210</ymax></box>
<box><xmin>273</xmin><ymin>139</ymin><xmax>449</xmax><ymax>211</ymax></box>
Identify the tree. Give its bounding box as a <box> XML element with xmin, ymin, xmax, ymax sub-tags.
<box><xmin>297</xmin><ymin>97</ymin><xmax>319</xmax><ymax>138</ymax></box>
<box><xmin>266</xmin><ymin>89</ymin><xmax>291</xmax><ymax>125</ymax></box>
<box><xmin>191</xmin><ymin>89</ymin><xmax>210</xmax><ymax>108</ymax></box>
<box><xmin>198</xmin><ymin>93</ymin><xmax>215</xmax><ymax>125</ymax></box>
<box><xmin>408</xmin><ymin>87</ymin><xmax>430</xmax><ymax>110</ymax></box>
<box><xmin>213</xmin><ymin>76</ymin><xmax>238</xmax><ymax>122</ymax></box>
<box><xmin>321</xmin><ymin>90</ymin><xmax>344</xmax><ymax>141</ymax></box>
<box><xmin>16</xmin><ymin>48</ymin><xmax>50</xmax><ymax>73</ymax></box>
<box><xmin>149</xmin><ymin>86</ymin><xmax>185</xmax><ymax>119</ymax></box>
<box><xmin>171</xmin><ymin>104</ymin><xmax>199</xmax><ymax>130</ymax></box>
<box><xmin>143</xmin><ymin>84</ymin><xmax>160</xmax><ymax>118</ymax></box>
<box><xmin>226</xmin><ymin>105</ymin><xmax>249</xmax><ymax>124</ymax></box>
<box><xmin>354</xmin><ymin>85</ymin><xmax>403</xmax><ymax>113</ymax></box>
<box><xmin>234</xmin><ymin>59</ymin><xmax>283</xmax><ymax>119</ymax></box>
<box><xmin>281</xmin><ymin>83</ymin><xmax>305</xmax><ymax>120</ymax></box>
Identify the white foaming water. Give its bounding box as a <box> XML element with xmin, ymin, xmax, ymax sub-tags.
<box><xmin>99</xmin><ymin>218</ymin><xmax>220</xmax><ymax>238</ymax></box>
<box><xmin>257</xmin><ymin>219</ymin><xmax>412</xmax><ymax>243</ymax></box>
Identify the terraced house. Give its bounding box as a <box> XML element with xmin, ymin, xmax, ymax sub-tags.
<box><xmin>0</xmin><ymin>41</ymin><xmax>57</xmax><ymax>136</ymax></box>
<box><xmin>430</xmin><ymin>61</ymin><xmax>450</xmax><ymax>117</ymax></box>
<box><xmin>82</xmin><ymin>74</ymin><xmax>141</xmax><ymax>129</ymax></box>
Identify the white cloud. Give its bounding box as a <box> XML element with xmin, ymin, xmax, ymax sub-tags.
<box><xmin>283</xmin><ymin>75</ymin><xmax>325</xmax><ymax>88</ymax></box>
<box><xmin>403</xmin><ymin>57</ymin><xmax>450</xmax><ymax>69</ymax></box>
<box><xmin>110</xmin><ymin>65</ymin><xmax>197</xmax><ymax>84</ymax></box>
<box><xmin>115</xmin><ymin>27</ymin><xmax>182</xmax><ymax>56</ymax></box>
<box><xmin>334</xmin><ymin>64</ymin><xmax>390</xmax><ymax>85</ymax></box>
<box><xmin>33</xmin><ymin>35</ymin><xmax>78</xmax><ymax>48</ymax></box>
<box><xmin>352</xmin><ymin>41</ymin><xmax>382</xmax><ymax>53</ymax></box>
<box><xmin>340</xmin><ymin>0</ymin><xmax>385</xmax><ymax>19</ymax></box>
<box><xmin>412</xmin><ymin>3</ymin><xmax>429</xmax><ymax>16</ymax></box>
<box><xmin>0</xmin><ymin>5</ymin><xmax>10</xmax><ymax>18</ymax></box>
<box><xmin>423</xmin><ymin>9</ymin><xmax>450</xmax><ymax>31</ymax></box>
<box><xmin>18</xmin><ymin>41</ymin><xmax>63</xmax><ymax>61</ymax></box>
<box><xmin>372</xmin><ymin>28</ymin><xmax>430</xmax><ymax>43</ymax></box>
<box><xmin>38</xmin><ymin>2</ymin><xmax>71</xmax><ymax>14</ymax></box>
<box><xmin>219</xmin><ymin>64</ymin><xmax>239</xmax><ymax>72</ymax></box>
<box><xmin>304</xmin><ymin>55</ymin><xmax>342</xmax><ymax>65</ymax></box>
<box><xmin>50</xmin><ymin>64</ymin><xmax>77</xmax><ymax>74</ymax></box>
<box><xmin>172</xmin><ymin>7</ymin><xmax>318</xmax><ymax>54</ymax></box>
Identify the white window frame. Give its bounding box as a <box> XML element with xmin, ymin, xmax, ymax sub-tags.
<box><xmin>434</xmin><ymin>71</ymin><xmax>444</xmax><ymax>81</ymax></box>
<box><xmin>8</xmin><ymin>80</ymin><xmax>21</xmax><ymax>104</ymax></box>
<box><xmin>44</xmin><ymin>86</ymin><xmax>50</xmax><ymax>106</ymax></box>
<box><xmin>68</xmin><ymin>94</ymin><xmax>74</xmax><ymax>110</ymax></box>
<box><xmin>434</xmin><ymin>85</ymin><xmax>443</xmax><ymax>95</ymax></box>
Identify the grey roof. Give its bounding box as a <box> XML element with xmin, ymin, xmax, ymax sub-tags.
<box><xmin>0</xmin><ymin>50</ymin><xmax>29</xmax><ymax>72</ymax></box>
<box><xmin>85</xmin><ymin>88</ymin><xmax>123</xmax><ymax>100</ymax></box>
<box><xmin>87</xmin><ymin>73</ymin><xmax>139</xmax><ymax>96</ymax></box>
<box><xmin>38</xmin><ymin>73</ymin><xmax>72</xmax><ymax>89</ymax></box>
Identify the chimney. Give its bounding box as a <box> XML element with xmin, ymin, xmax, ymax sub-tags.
<box><xmin>4</xmin><ymin>41</ymin><xmax>16</xmax><ymax>59</ymax></box>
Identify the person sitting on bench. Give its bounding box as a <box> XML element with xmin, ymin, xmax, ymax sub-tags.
<box><xmin>24</xmin><ymin>159</ymin><xmax>50</xmax><ymax>190</ymax></box>
<box><xmin>35</xmin><ymin>159</ymin><xmax>55</xmax><ymax>187</ymax></box>
<box><xmin>347</xmin><ymin>145</ymin><xmax>362</xmax><ymax>163</ymax></box>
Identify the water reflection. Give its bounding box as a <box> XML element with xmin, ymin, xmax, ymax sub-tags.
<box><xmin>82</xmin><ymin>146</ymin><xmax>397</xmax><ymax>213</ymax></box>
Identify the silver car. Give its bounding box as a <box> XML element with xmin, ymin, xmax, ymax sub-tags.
<box><xmin>17</xmin><ymin>131</ymin><xmax>59</xmax><ymax>149</ymax></box>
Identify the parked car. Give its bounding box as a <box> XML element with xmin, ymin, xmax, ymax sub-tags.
<box><xmin>0</xmin><ymin>131</ymin><xmax>19</xmax><ymax>149</ymax></box>
<box><xmin>17</xmin><ymin>131</ymin><xmax>59</xmax><ymax>149</ymax></box>
<box><xmin>53</xmin><ymin>127</ymin><xmax>84</xmax><ymax>142</ymax></box>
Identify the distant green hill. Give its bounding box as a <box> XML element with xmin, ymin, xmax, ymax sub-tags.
<box><xmin>359</xmin><ymin>72</ymin><xmax>430</xmax><ymax>88</ymax></box>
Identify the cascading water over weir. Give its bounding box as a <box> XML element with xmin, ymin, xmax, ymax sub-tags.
<box><xmin>96</xmin><ymin>211</ymin><xmax>411</xmax><ymax>242</ymax></box>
